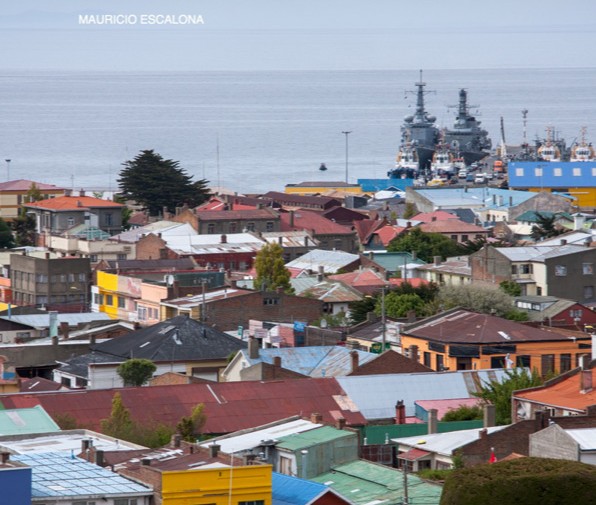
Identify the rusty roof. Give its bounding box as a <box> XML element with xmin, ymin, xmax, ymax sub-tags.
<box><xmin>280</xmin><ymin>210</ymin><xmax>354</xmax><ymax>235</ymax></box>
<box><xmin>0</xmin><ymin>378</ymin><xmax>366</xmax><ymax>435</ymax></box>
<box><xmin>0</xmin><ymin>179</ymin><xmax>64</xmax><ymax>191</ymax></box>
<box><xmin>195</xmin><ymin>208</ymin><xmax>279</xmax><ymax>220</ymax></box>
<box><xmin>403</xmin><ymin>308</ymin><xmax>591</xmax><ymax>345</ymax></box>
<box><xmin>419</xmin><ymin>219</ymin><xmax>488</xmax><ymax>234</ymax></box>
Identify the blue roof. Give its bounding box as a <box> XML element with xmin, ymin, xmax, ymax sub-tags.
<box><xmin>412</xmin><ymin>187</ymin><xmax>537</xmax><ymax>210</ymax></box>
<box><xmin>509</xmin><ymin>161</ymin><xmax>596</xmax><ymax>189</ymax></box>
<box><xmin>272</xmin><ymin>472</ymin><xmax>330</xmax><ymax>505</ymax></box>
<box><xmin>12</xmin><ymin>452</ymin><xmax>152</xmax><ymax>498</ymax></box>
<box><xmin>358</xmin><ymin>178</ymin><xmax>414</xmax><ymax>192</ymax></box>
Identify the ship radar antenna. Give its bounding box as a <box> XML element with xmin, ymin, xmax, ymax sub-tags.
<box><xmin>521</xmin><ymin>109</ymin><xmax>528</xmax><ymax>145</ymax></box>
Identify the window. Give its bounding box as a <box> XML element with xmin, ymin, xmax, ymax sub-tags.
<box><xmin>239</xmin><ymin>500</ymin><xmax>264</xmax><ymax>505</ymax></box>
<box><xmin>593</xmin><ymin>167</ymin><xmax>596</xmax><ymax>177</ymax></box>
<box><xmin>117</xmin><ymin>297</ymin><xmax>125</xmax><ymax>309</ymax></box>
<box><xmin>461</xmin><ymin>234</ymin><xmax>469</xmax><ymax>242</ymax></box>
<box><xmin>263</xmin><ymin>297</ymin><xmax>280</xmax><ymax>305</ymax></box>
<box><xmin>491</xmin><ymin>356</ymin><xmax>505</xmax><ymax>368</ymax></box>
<box><xmin>90</xmin><ymin>254</ymin><xmax>98</xmax><ymax>262</ymax></box>
<box><xmin>541</xmin><ymin>354</ymin><xmax>555</xmax><ymax>375</ymax></box>
<box><xmin>555</xmin><ymin>265</ymin><xmax>567</xmax><ymax>276</ymax></box>
<box><xmin>36</xmin><ymin>274</ymin><xmax>48</xmax><ymax>283</ymax></box>
<box><xmin>573</xmin><ymin>167</ymin><xmax>582</xmax><ymax>176</ymax></box>
<box><xmin>570</xmin><ymin>309</ymin><xmax>583</xmax><ymax>319</ymax></box>
<box><xmin>138</xmin><ymin>306</ymin><xmax>147</xmax><ymax>321</ymax></box>
<box><xmin>436</xmin><ymin>354</ymin><xmax>444</xmax><ymax>371</ymax></box>
<box><xmin>93</xmin><ymin>293</ymin><xmax>100</xmax><ymax>305</ymax></box>
<box><xmin>68</xmin><ymin>273</ymin><xmax>75</xmax><ymax>282</ymax></box>
<box><xmin>515</xmin><ymin>168</ymin><xmax>524</xmax><ymax>177</ymax></box>
<box><xmin>229</xmin><ymin>222</ymin><xmax>237</xmax><ymax>233</ymax></box>
<box><xmin>266</xmin><ymin>221</ymin><xmax>274</xmax><ymax>232</ymax></box>
<box><xmin>246</xmin><ymin>222</ymin><xmax>255</xmax><ymax>232</ymax></box>
<box><xmin>423</xmin><ymin>352</ymin><xmax>431</xmax><ymax>368</ymax></box>
<box><xmin>584</xmin><ymin>286</ymin><xmax>594</xmax><ymax>299</ymax></box>
<box><xmin>450</xmin><ymin>235</ymin><xmax>458</xmax><ymax>241</ymax></box>
<box><xmin>583</xmin><ymin>263</ymin><xmax>593</xmax><ymax>275</ymax></box>
<box><xmin>554</xmin><ymin>167</ymin><xmax>562</xmax><ymax>176</ymax></box>
<box><xmin>534</xmin><ymin>167</ymin><xmax>543</xmax><ymax>176</ymax></box>
<box><xmin>67</xmin><ymin>217</ymin><xmax>75</xmax><ymax>227</ymax></box>
<box><xmin>207</xmin><ymin>223</ymin><xmax>215</xmax><ymax>233</ymax></box>
<box><xmin>279</xmin><ymin>456</ymin><xmax>292</xmax><ymax>475</ymax></box>
<box><xmin>78</xmin><ymin>273</ymin><xmax>87</xmax><ymax>282</ymax></box>
<box><xmin>117</xmin><ymin>253</ymin><xmax>127</xmax><ymax>260</ymax></box>
<box><xmin>560</xmin><ymin>354</ymin><xmax>572</xmax><ymax>373</ymax></box>
<box><xmin>104</xmin><ymin>213</ymin><xmax>113</xmax><ymax>226</ymax></box>
<box><xmin>106</xmin><ymin>294</ymin><xmax>113</xmax><ymax>306</ymax></box>
<box><xmin>516</xmin><ymin>355</ymin><xmax>531</xmax><ymax>368</ymax></box>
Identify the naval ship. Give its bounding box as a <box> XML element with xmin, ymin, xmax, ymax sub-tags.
<box><xmin>444</xmin><ymin>89</ymin><xmax>492</xmax><ymax>166</ymax></box>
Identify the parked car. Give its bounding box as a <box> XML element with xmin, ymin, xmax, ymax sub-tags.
<box><xmin>474</xmin><ymin>174</ymin><xmax>486</xmax><ymax>184</ymax></box>
<box><xmin>458</xmin><ymin>169</ymin><xmax>468</xmax><ymax>179</ymax></box>
<box><xmin>466</xmin><ymin>174</ymin><xmax>474</xmax><ymax>182</ymax></box>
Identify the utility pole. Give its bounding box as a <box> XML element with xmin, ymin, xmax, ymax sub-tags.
<box><xmin>402</xmin><ymin>461</ymin><xmax>409</xmax><ymax>505</ymax></box>
<box><xmin>381</xmin><ymin>286</ymin><xmax>386</xmax><ymax>352</ymax></box>
<box><xmin>4</xmin><ymin>159</ymin><xmax>10</xmax><ymax>182</ymax></box>
<box><xmin>342</xmin><ymin>131</ymin><xmax>351</xmax><ymax>184</ymax></box>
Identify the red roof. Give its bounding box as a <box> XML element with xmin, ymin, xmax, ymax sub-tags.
<box><xmin>413</xmin><ymin>210</ymin><xmax>458</xmax><ymax>223</ymax></box>
<box><xmin>354</xmin><ymin>219</ymin><xmax>384</xmax><ymax>244</ymax></box>
<box><xmin>280</xmin><ymin>210</ymin><xmax>354</xmax><ymax>235</ymax></box>
<box><xmin>389</xmin><ymin>278</ymin><xmax>429</xmax><ymax>288</ymax></box>
<box><xmin>399</xmin><ymin>448</ymin><xmax>431</xmax><ymax>461</ymax></box>
<box><xmin>419</xmin><ymin>219</ymin><xmax>488</xmax><ymax>234</ymax></box>
<box><xmin>0</xmin><ymin>378</ymin><xmax>366</xmax><ymax>434</ymax></box>
<box><xmin>25</xmin><ymin>195</ymin><xmax>124</xmax><ymax>211</ymax></box>
<box><xmin>416</xmin><ymin>398</ymin><xmax>480</xmax><ymax>420</ymax></box>
<box><xmin>374</xmin><ymin>225</ymin><xmax>406</xmax><ymax>246</ymax></box>
<box><xmin>0</xmin><ymin>179</ymin><xmax>64</xmax><ymax>191</ymax></box>
<box><xmin>329</xmin><ymin>269</ymin><xmax>387</xmax><ymax>295</ymax></box>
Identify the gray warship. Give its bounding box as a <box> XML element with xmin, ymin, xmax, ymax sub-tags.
<box><xmin>396</xmin><ymin>73</ymin><xmax>440</xmax><ymax>174</ymax></box>
<box><xmin>444</xmin><ymin>89</ymin><xmax>492</xmax><ymax>166</ymax></box>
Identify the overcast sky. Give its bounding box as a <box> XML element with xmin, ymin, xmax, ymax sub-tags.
<box><xmin>1</xmin><ymin>0</ymin><xmax>596</xmax><ymax>71</ymax></box>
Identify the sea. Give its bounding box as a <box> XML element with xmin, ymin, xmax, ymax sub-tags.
<box><xmin>1</xmin><ymin>67</ymin><xmax>596</xmax><ymax>195</ymax></box>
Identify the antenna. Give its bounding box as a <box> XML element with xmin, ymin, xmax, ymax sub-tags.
<box><xmin>522</xmin><ymin>109</ymin><xmax>529</xmax><ymax>145</ymax></box>
<box><xmin>216</xmin><ymin>133</ymin><xmax>220</xmax><ymax>191</ymax></box>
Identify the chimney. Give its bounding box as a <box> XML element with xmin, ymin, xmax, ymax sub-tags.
<box><xmin>534</xmin><ymin>410</ymin><xmax>548</xmax><ymax>431</ymax></box>
<box><xmin>141</xmin><ymin>458</ymin><xmax>151</xmax><ymax>466</ymax></box>
<box><xmin>428</xmin><ymin>409</ymin><xmax>438</xmax><ymax>434</ymax></box>
<box><xmin>478</xmin><ymin>428</ymin><xmax>487</xmax><ymax>440</ymax></box>
<box><xmin>581</xmin><ymin>369</ymin><xmax>593</xmax><ymax>393</ymax></box>
<box><xmin>65</xmin><ymin>188</ymin><xmax>72</xmax><ymax>197</ymax></box>
<box><xmin>317</xmin><ymin>265</ymin><xmax>324</xmax><ymax>283</ymax></box>
<box><xmin>80</xmin><ymin>189</ymin><xmax>86</xmax><ymax>197</ymax></box>
<box><xmin>89</xmin><ymin>335</ymin><xmax>96</xmax><ymax>347</ymax></box>
<box><xmin>310</xmin><ymin>412</ymin><xmax>323</xmax><ymax>423</ymax></box>
<box><xmin>278</xmin><ymin>236</ymin><xmax>283</xmax><ymax>245</ymax></box>
<box><xmin>395</xmin><ymin>400</ymin><xmax>406</xmax><ymax>424</ymax></box>
<box><xmin>433</xmin><ymin>255</ymin><xmax>442</xmax><ymax>266</ymax></box>
<box><xmin>60</xmin><ymin>321</ymin><xmax>69</xmax><ymax>340</ymax></box>
<box><xmin>0</xmin><ymin>452</ymin><xmax>9</xmax><ymax>464</ymax></box>
<box><xmin>509</xmin><ymin>196</ymin><xmax>513</xmax><ymax>206</ymax></box>
<box><xmin>51</xmin><ymin>335</ymin><xmax>58</xmax><ymax>347</ymax></box>
<box><xmin>95</xmin><ymin>449</ymin><xmax>104</xmax><ymax>467</ymax></box>
<box><xmin>574</xmin><ymin>213</ymin><xmax>586</xmax><ymax>231</ymax></box>
<box><xmin>209</xmin><ymin>443</ymin><xmax>220</xmax><ymax>458</ymax></box>
<box><xmin>483</xmin><ymin>404</ymin><xmax>496</xmax><ymax>428</ymax></box>
<box><xmin>81</xmin><ymin>439</ymin><xmax>92</xmax><ymax>452</ymax></box>
<box><xmin>248</xmin><ymin>336</ymin><xmax>259</xmax><ymax>359</ymax></box>
<box><xmin>45</xmin><ymin>252</ymin><xmax>50</xmax><ymax>260</ymax></box>
<box><xmin>406</xmin><ymin>221</ymin><xmax>411</xmax><ymax>228</ymax></box>
<box><xmin>221</xmin><ymin>234</ymin><xmax>227</xmax><ymax>244</ymax></box>
<box><xmin>304</xmin><ymin>236</ymin><xmax>309</xmax><ymax>247</ymax></box>
<box><xmin>162</xmin><ymin>206</ymin><xmax>168</xmax><ymax>219</ymax></box>
<box><xmin>273</xmin><ymin>356</ymin><xmax>282</xmax><ymax>368</ymax></box>
<box><xmin>560</xmin><ymin>239</ymin><xmax>567</xmax><ymax>246</ymax></box>
<box><xmin>172</xmin><ymin>433</ymin><xmax>182</xmax><ymax>448</ymax></box>
<box><xmin>431</xmin><ymin>216</ymin><xmax>437</xmax><ymax>222</ymax></box>
<box><xmin>411</xmin><ymin>250</ymin><xmax>417</xmax><ymax>261</ymax></box>
<box><xmin>289</xmin><ymin>210</ymin><xmax>295</xmax><ymax>227</ymax></box>
<box><xmin>335</xmin><ymin>417</ymin><xmax>346</xmax><ymax>430</ymax></box>
<box><xmin>350</xmin><ymin>350</ymin><xmax>359</xmax><ymax>373</ymax></box>
<box><xmin>408</xmin><ymin>345</ymin><xmax>419</xmax><ymax>363</ymax></box>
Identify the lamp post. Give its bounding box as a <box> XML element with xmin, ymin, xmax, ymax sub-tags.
<box><xmin>341</xmin><ymin>131</ymin><xmax>351</xmax><ymax>184</ymax></box>
<box><xmin>5</xmin><ymin>159</ymin><xmax>10</xmax><ymax>182</ymax></box>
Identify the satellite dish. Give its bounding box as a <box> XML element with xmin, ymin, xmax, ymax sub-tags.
<box><xmin>164</xmin><ymin>274</ymin><xmax>175</xmax><ymax>286</ymax></box>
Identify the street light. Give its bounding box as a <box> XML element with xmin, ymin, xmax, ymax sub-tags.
<box><xmin>5</xmin><ymin>159</ymin><xmax>10</xmax><ymax>182</ymax></box>
<box><xmin>341</xmin><ymin>131</ymin><xmax>351</xmax><ymax>184</ymax></box>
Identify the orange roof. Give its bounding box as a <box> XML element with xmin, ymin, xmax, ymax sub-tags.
<box><xmin>514</xmin><ymin>369</ymin><xmax>596</xmax><ymax>412</ymax></box>
<box><xmin>374</xmin><ymin>225</ymin><xmax>406</xmax><ymax>246</ymax></box>
<box><xmin>389</xmin><ymin>278</ymin><xmax>429</xmax><ymax>287</ymax></box>
<box><xmin>25</xmin><ymin>196</ymin><xmax>124</xmax><ymax>211</ymax></box>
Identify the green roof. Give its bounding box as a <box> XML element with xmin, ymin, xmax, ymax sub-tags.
<box><xmin>312</xmin><ymin>459</ymin><xmax>442</xmax><ymax>505</ymax></box>
<box><xmin>276</xmin><ymin>426</ymin><xmax>356</xmax><ymax>451</ymax></box>
<box><xmin>368</xmin><ymin>252</ymin><xmax>426</xmax><ymax>271</ymax></box>
<box><xmin>515</xmin><ymin>210</ymin><xmax>573</xmax><ymax>223</ymax></box>
<box><xmin>0</xmin><ymin>405</ymin><xmax>60</xmax><ymax>436</ymax></box>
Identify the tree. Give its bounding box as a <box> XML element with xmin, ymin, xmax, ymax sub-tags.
<box><xmin>348</xmin><ymin>295</ymin><xmax>377</xmax><ymax>324</ymax></box>
<box><xmin>437</xmin><ymin>284</ymin><xmax>516</xmax><ymax>317</ymax></box>
<box><xmin>117</xmin><ymin>358</ymin><xmax>156</xmax><ymax>387</ymax></box>
<box><xmin>100</xmin><ymin>392</ymin><xmax>134</xmax><ymax>441</ymax></box>
<box><xmin>380</xmin><ymin>292</ymin><xmax>428</xmax><ymax>318</ymax></box>
<box><xmin>176</xmin><ymin>403</ymin><xmax>207</xmax><ymax>442</ymax></box>
<box><xmin>387</xmin><ymin>227</ymin><xmax>465</xmax><ymax>262</ymax></box>
<box><xmin>473</xmin><ymin>368</ymin><xmax>543</xmax><ymax>425</ymax></box>
<box><xmin>118</xmin><ymin>149</ymin><xmax>210</xmax><ymax>216</ymax></box>
<box><xmin>254</xmin><ymin>242</ymin><xmax>294</xmax><ymax>294</ymax></box>
<box><xmin>530</xmin><ymin>212</ymin><xmax>565</xmax><ymax>241</ymax></box>
<box><xmin>0</xmin><ymin>218</ymin><xmax>15</xmax><ymax>248</ymax></box>
<box><xmin>499</xmin><ymin>280</ymin><xmax>522</xmax><ymax>297</ymax></box>
<box><xmin>402</xmin><ymin>201</ymin><xmax>418</xmax><ymax>219</ymax></box>
<box><xmin>12</xmin><ymin>210</ymin><xmax>35</xmax><ymax>246</ymax></box>
<box><xmin>441</xmin><ymin>404</ymin><xmax>483</xmax><ymax>422</ymax></box>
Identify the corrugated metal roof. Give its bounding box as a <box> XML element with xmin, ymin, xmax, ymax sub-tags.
<box><xmin>337</xmin><ymin>369</ymin><xmax>508</xmax><ymax>419</ymax></box>
<box><xmin>311</xmin><ymin>459</ymin><xmax>442</xmax><ymax>505</ymax></box>
<box><xmin>286</xmin><ymin>249</ymin><xmax>359</xmax><ymax>273</ymax></box>
<box><xmin>393</xmin><ymin>426</ymin><xmax>507</xmax><ymax>456</ymax></box>
<box><xmin>13</xmin><ymin>452</ymin><xmax>151</xmax><ymax>498</ymax></box>
<box><xmin>199</xmin><ymin>418</ymin><xmax>322</xmax><ymax>454</ymax></box>
<box><xmin>413</xmin><ymin>187</ymin><xmax>534</xmax><ymax>209</ymax></box>
<box><xmin>297</xmin><ymin>281</ymin><xmax>363</xmax><ymax>303</ymax></box>
<box><xmin>276</xmin><ymin>425</ymin><xmax>356</xmax><ymax>451</ymax></box>
<box><xmin>0</xmin><ymin>406</ymin><xmax>59</xmax><ymax>436</ymax></box>
<box><xmin>564</xmin><ymin>428</ymin><xmax>596</xmax><ymax>450</ymax></box>
<box><xmin>272</xmin><ymin>472</ymin><xmax>336</xmax><ymax>505</ymax></box>
<box><xmin>0</xmin><ymin>313</ymin><xmax>111</xmax><ymax>329</ymax></box>
<box><xmin>111</xmin><ymin>221</ymin><xmax>196</xmax><ymax>243</ymax></box>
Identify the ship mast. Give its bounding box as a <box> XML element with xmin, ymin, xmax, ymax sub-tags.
<box><xmin>405</xmin><ymin>70</ymin><xmax>435</xmax><ymax>124</ymax></box>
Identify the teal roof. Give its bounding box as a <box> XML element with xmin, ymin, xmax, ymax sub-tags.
<box><xmin>311</xmin><ymin>459</ymin><xmax>442</xmax><ymax>505</ymax></box>
<box><xmin>515</xmin><ymin>210</ymin><xmax>572</xmax><ymax>223</ymax></box>
<box><xmin>276</xmin><ymin>426</ymin><xmax>356</xmax><ymax>451</ymax></box>
<box><xmin>366</xmin><ymin>251</ymin><xmax>426</xmax><ymax>270</ymax></box>
<box><xmin>68</xmin><ymin>224</ymin><xmax>111</xmax><ymax>240</ymax></box>
<box><xmin>0</xmin><ymin>406</ymin><xmax>60</xmax><ymax>436</ymax></box>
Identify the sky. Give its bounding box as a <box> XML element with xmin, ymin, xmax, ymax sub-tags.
<box><xmin>1</xmin><ymin>0</ymin><xmax>596</xmax><ymax>71</ymax></box>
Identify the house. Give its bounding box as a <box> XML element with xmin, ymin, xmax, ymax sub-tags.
<box><xmin>261</xmin><ymin>230</ymin><xmax>319</xmax><ymax>262</ymax></box>
<box><xmin>329</xmin><ymin>268</ymin><xmax>388</xmax><ymax>296</ymax></box>
<box><xmin>346</xmin><ymin>350</ymin><xmax>433</xmax><ymax>375</ymax></box>
<box><xmin>52</xmin><ymin>315</ymin><xmax>247</xmax><ymax>389</ymax></box>
<box><xmin>336</xmin><ymin>369</ymin><xmax>508</xmax><ymax>423</ymax></box>
<box><xmin>296</xmin><ymin>279</ymin><xmax>363</xmax><ymax>317</ymax></box>
<box><xmin>415</xmin><ymin>256</ymin><xmax>471</xmax><ymax>285</ymax></box>
<box><xmin>0</xmin><ymin>378</ymin><xmax>367</xmax><ymax>435</ymax></box>
<box><xmin>281</xmin><ymin>183</ymin><xmax>361</xmax><ymax>197</ymax></box>
<box><xmin>10</xmin><ymin>452</ymin><xmax>153</xmax><ymax>505</ymax></box>
<box><xmin>0</xmin><ymin>317</ymin><xmax>42</xmax><ymax>344</ymax></box>
<box><xmin>361</xmin><ymin>251</ymin><xmax>426</xmax><ymax>278</ymax></box>
<box><xmin>0</xmin><ymin>179</ymin><xmax>64</xmax><ymax>222</ymax></box>
<box><xmin>272</xmin><ymin>472</ymin><xmax>353</xmax><ymax>505</ymax></box>
<box><xmin>280</xmin><ymin>210</ymin><xmax>358</xmax><ymax>254</ymax></box>
<box><xmin>25</xmin><ymin>191</ymin><xmax>124</xmax><ymax>246</ymax></box>
<box><xmin>508</xmin><ymin>161</ymin><xmax>596</xmax><ymax>208</ymax></box>
<box><xmin>530</xmin><ymin>424</ymin><xmax>596</xmax><ymax>464</ymax></box>
<box><xmin>161</xmin><ymin>288</ymin><xmax>324</xmax><ymax>332</ymax></box>
<box><xmin>470</xmin><ymin>243</ymin><xmax>596</xmax><ymax>302</ymax></box>
<box><xmin>514</xmin><ymin>295</ymin><xmax>596</xmax><ymax>329</ymax></box>
<box><xmin>345</xmin><ymin>318</ymin><xmax>406</xmax><ymax>353</ymax></box>
<box><xmin>399</xmin><ymin>308</ymin><xmax>592</xmax><ymax>374</ymax></box>
<box><xmin>10</xmin><ymin>252</ymin><xmax>91</xmax><ymax>312</ymax></box>
<box><xmin>285</xmin><ymin>249</ymin><xmax>360</xmax><ymax>275</ymax></box>
<box><xmin>222</xmin><ymin>343</ymin><xmax>376</xmax><ymax>382</ymax></box>
<box><xmin>419</xmin><ymin>218</ymin><xmax>489</xmax><ymax>244</ymax></box>
<box><xmin>365</xmin><ymin>224</ymin><xmax>408</xmax><ymax>250</ymax></box>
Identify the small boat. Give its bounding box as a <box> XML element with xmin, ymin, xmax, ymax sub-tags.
<box><xmin>431</xmin><ymin>134</ymin><xmax>456</xmax><ymax>176</ymax></box>
<box><xmin>388</xmin><ymin>132</ymin><xmax>419</xmax><ymax>179</ymax></box>
<box><xmin>570</xmin><ymin>127</ymin><xmax>595</xmax><ymax>162</ymax></box>
<box><xmin>319</xmin><ymin>163</ymin><xmax>328</xmax><ymax>171</ymax></box>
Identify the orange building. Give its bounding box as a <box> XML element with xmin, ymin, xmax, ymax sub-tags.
<box><xmin>399</xmin><ymin>308</ymin><xmax>591</xmax><ymax>375</ymax></box>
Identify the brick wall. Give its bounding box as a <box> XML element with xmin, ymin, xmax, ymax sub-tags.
<box><xmin>136</xmin><ymin>234</ymin><xmax>176</xmax><ymax>260</ymax></box>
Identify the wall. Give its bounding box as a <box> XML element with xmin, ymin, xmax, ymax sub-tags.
<box><xmin>470</xmin><ymin>246</ymin><xmax>512</xmax><ymax>285</ymax></box>
<box><xmin>529</xmin><ymin>424</ymin><xmax>578</xmax><ymax>461</ymax></box>
<box><xmin>161</xmin><ymin>465</ymin><xmax>272</xmax><ymax>505</ymax></box>
<box><xmin>0</xmin><ymin>466</ymin><xmax>32</xmax><ymax>505</ymax></box>
<box><xmin>545</xmin><ymin>248</ymin><xmax>596</xmax><ymax>303</ymax></box>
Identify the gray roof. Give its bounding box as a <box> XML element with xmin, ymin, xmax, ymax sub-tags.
<box><xmin>495</xmin><ymin>244</ymin><xmax>591</xmax><ymax>262</ymax></box>
<box><xmin>412</xmin><ymin>187</ymin><xmax>536</xmax><ymax>210</ymax></box>
<box><xmin>336</xmin><ymin>369</ymin><xmax>508</xmax><ymax>419</ymax></box>
<box><xmin>539</xmin><ymin>231</ymin><xmax>594</xmax><ymax>245</ymax></box>
<box><xmin>286</xmin><ymin>249</ymin><xmax>359</xmax><ymax>273</ymax></box>
<box><xmin>0</xmin><ymin>312</ymin><xmax>111</xmax><ymax>329</ymax></box>
<box><xmin>13</xmin><ymin>452</ymin><xmax>152</xmax><ymax>499</ymax></box>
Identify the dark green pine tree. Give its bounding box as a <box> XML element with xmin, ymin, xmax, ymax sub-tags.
<box><xmin>0</xmin><ymin>218</ymin><xmax>15</xmax><ymax>249</ymax></box>
<box><xmin>118</xmin><ymin>150</ymin><xmax>210</xmax><ymax>216</ymax></box>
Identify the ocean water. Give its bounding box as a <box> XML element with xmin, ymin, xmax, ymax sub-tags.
<box><xmin>1</xmin><ymin>67</ymin><xmax>595</xmax><ymax>194</ymax></box>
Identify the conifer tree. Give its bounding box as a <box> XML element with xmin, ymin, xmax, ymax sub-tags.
<box><xmin>254</xmin><ymin>242</ymin><xmax>294</xmax><ymax>294</ymax></box>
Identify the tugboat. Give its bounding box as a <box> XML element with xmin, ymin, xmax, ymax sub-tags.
<box><xmin>388</xmin><ymin>131</ymin><xmax>419</xmax><ymax>179</ymax></box>
<box><xmin>400</xmin><ymin>71</ymin><xmax>440</xmax><ymax>171</ymax></box>
<box><xmin>319</xmin><ymin>163</ymin><xmax>328</xmax><ymax>171</ymax></box>
<box><xmin>537</xmin><ymin>127</ymin><xmax>562</xmax><ymax>162</ymax></box>
<box><xmin>444</xmin><ymin>89</ymin><xmax>492</xmax><ymax>166</ymax></box>
<box><xmin>431</xmin><ymin>137</ymin><xmax>455</xmax><ymax>178</ymax></box>
<box><xmin>570</xmin><ymin>127</ymin><xmax>595</xmax><ymax>162</ymax></box>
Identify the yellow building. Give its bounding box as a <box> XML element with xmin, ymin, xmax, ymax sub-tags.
<box><xmin>0</xmin><ymin>179</ymin><xmax>64</xmax><ymax>221</ymax></box>
<box><xmin>400</xmin><ymin>308</ymin><xmax>591</xmax><ymax>375</ymax></box>
<box><xmin>162</xmin><ymin>464</ymin><xmax>272</xmax><ymax>505</ymax></box>
<box><xmin>94</xmin><ymin>270</ymin><xmax>140</xmax><ymax>320</ymax></box>
<box><xmin>284</xmin><ymin>181</ymin><xmax>362</xmax><ymax>195</ymax></box>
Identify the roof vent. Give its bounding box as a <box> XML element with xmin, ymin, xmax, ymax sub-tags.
<box><xmin>498</xmin><ymin>331</ymin><xmax>511</xmax><ymax>340</ymax></box>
